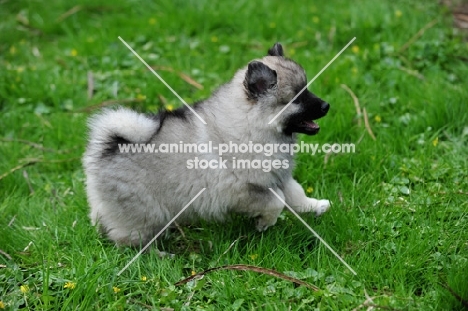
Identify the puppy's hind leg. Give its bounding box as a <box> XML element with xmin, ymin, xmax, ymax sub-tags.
<box><xmin>283</xmin><ymin>178</ymin><xmax>330</xmax><ymax>216</ymax></box>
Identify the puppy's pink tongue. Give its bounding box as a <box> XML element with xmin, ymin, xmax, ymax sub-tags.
<box><xmin>304</xmin><ymin>121</ymin><xmax>319</xmax><ymax>129</ymax></box>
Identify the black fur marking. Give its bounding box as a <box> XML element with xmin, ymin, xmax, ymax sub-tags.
<box><xmin>268</xmin><ymin>43</ymin><xmax>284</xmax><ymax>57</ymax></box>
<box><xmin>244</xmin><ymin>61</ymin><xmax>277</xmax><ymax>100</ymax></box>
<box><xmin>247</xmin><ymin>183</ymin><xmax>270</xmax><ymax>195</ymax></box>
<box><xmin>101</xmin><ymin>135</ymin><xmax>131</xmax><ymax>157</ymax></box>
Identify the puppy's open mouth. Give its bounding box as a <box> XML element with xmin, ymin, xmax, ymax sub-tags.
<box><xmin>298</xmin><ymin>120</ymin><xmax>320</xmax><ymax>135</ymax></box>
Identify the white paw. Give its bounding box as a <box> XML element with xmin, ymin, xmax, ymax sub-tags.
<box><xmin>314</xmin><ymin>199</ymin><xmax>330</xmax><ymax>216</ymax></box>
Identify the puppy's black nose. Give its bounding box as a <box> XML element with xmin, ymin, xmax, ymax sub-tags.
<box><xmin>321</xmin><ymin>102</ymin><xmax>330</xmax><ymax>114</ymax></box>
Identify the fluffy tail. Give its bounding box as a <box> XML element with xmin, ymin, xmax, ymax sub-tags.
<box><xmin>85</xmin><ymin>107</ymin><xmax>160</xmax><ymax>159</ymax></box>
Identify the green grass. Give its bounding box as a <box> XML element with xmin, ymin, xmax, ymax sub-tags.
<box><xmin>1</xmin><ymin>0</ymin><xmax>468</xmax><ymax>310</ymax></box>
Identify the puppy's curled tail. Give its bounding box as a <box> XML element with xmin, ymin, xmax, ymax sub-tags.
<box><xmin>86</xmin><ymin>107</ymin><xmax>160</xmax><ymax>151</ymax></box>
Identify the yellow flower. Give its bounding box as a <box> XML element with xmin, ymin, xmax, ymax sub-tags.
<box><xmin>20</xmin><ymin>285</ymin><xmax>29</xmax><ymax>294</ymax></box>
<box><xmin>70</xmin><ymin>49</ymin><xmax>78</xmax><ymax>57</ymax></box>
<box><xmin>351</xmin><ymin>45</ymin><xmax>359</xmax><ymax>54</ymax></box>
<box><xmin>269</xmin><ymin>22</ymin><xmax>276</xmax><ymax>28</ymax></box>
<box><xmin>306</xmin><ymin>187</ymin><xmax>313</xmax><ymax>193</ymax></box>
<box><xmin>149</xmin><ymin>18</ymin><xmax>157</xmax><ymax>25</ymax></box>
<box><xmin>136</xmin><ymin>93</ymin><xmax>146</xmax><ymax>101</ymax></box>
<box><xmin>312</xmin><ymin>16</ymin><xmax>319</xmax><ymax>24</ymax></box>
<box><xmin>249</xmin><ymin>254</ymin><xmax>258</xmax><ymax>260</ymax></box>
<box><xmin>0</xmin><ymin>301</ymin><xmax>5</xmax><ymax>309</ymax></box>
<box><xmin>211</xmin><ymin>36</ymin><xmax>218</xmax><ymax>43</ymax></box>
<box><xmin>166</xmin><ymin>104</ymin><xmax>174</xmax><ymax>111</ymax></box>
<box><xmin>395</xmin><ymin>10</ymin><xmax>402</xmax><ymax>18</ymax></box>
<box><xmin>432</xmin><ymin>137</ymin><xmax>438</xmax><ymax>147</ymax></box>
<box><xmin>141</xmin><ymin>276</ymin><xmax>147</xmax><ymax>281</ymax></box>
<box><xmin>374</xmin><ymin>115</ymin><xmax>382</xmax><ymax>123</ymax></box>
<box><xmin>113</xmin><ymin>286</ymin><xmax>120</xmax><ymax>293</ymax></box>
<box><xmin>191</xmin><ymin>270</ymin><xmax>196</xmax><ymax>276</ymax></box>
<box><xmin>64</xmin><ymin>282</ymin><xmax>76</xmax><ymax>289</ymax></box>
<box><xmin>289</xmin><ymin>48</ymin><xmax>296</xmax><ymax>56</ymax></box>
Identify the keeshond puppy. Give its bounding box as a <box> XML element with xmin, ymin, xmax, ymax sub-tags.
<box><xmin>83</xmin><ymin>43</ymin><xmax>331</xmax><ymax>247</ymax></box>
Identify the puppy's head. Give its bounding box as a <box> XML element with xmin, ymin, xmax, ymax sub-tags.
<box><xmin>243</xmin><ymin>43</ymin><xmax>329</xmax><ymax>136</ymax></box>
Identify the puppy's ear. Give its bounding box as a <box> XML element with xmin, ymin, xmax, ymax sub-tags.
<box><xmin>244</xmin><ymin>61</ymin><xmax>277</xmax><ymax>98</ymax></box>
<box><xmin>268</xmin><ymin>43</ymin><xmax>284</xmax><ymax>57</ymax></box>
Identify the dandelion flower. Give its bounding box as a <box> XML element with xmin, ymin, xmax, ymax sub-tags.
<box><xmin>70</xmin><ymin>49</ymin><xmax>78</xmax><ymax>57</ymax></box>
<box><xmin>249</xmin><ymin>254</ymin><xmax>258</xmax><ymax>260</ymax></box>
<box><xmin>141</xmin><ymin>276</ymin><xmax>147</xmax><ymax>281</ymax></box>
<box><xmin>395</xmin><ymin>10</ymin><xmax>402</xmax><ymax>18</ymax></box>
<box><xmin>113</xmin><ymin>286</ymin><xmax>121</xmax><ymax>293</ymax></box>
<box><xmin>166</xmin><ymin>104</ymin><xmax>174</xmax><ymax>111</ymax></box>
<box><xmin>191</xmin><ymin>270</ymin><xmax>196</xmax><ymax>276</ymax></box>
<box><xmin>0</xmin><ymin>301</ymin><xmax>5</xmax><ymax>309</ymax></box>
<box><xmin>64</xmin><ymin>282</ymin><xmax>76</xmax><ymax>290</ymax></box>
<box><xmin>374</xmin><ymin>115</ymin><xmax>382</xmax><ymax>123</ymax></box>
<box><xmin>351</xmin><ymin>46</ymin><xmax>359</xmax><ymax>54</ymax></box>
<box><xmin>20</xmin><ymin>285</ymin><xmax>29</xmax><ymax>294</ymax></box>
<box><xmin>432</xmin><ymin>137</ymin><xmax>438</xmax><ymax>147</ymax></box>
<box><xmin>136</xmin><ymin>94</ymin><xmax>146</xmax><ymax>101</ymax></box>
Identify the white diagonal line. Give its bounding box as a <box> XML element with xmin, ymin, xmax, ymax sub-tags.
<box><xmin>268</xmin><ymin>188</ymin><xmax>357</xmax><ymax>276</ymax></box>
<box><xmin>268</xmin><ymin>37</ymin><xmax>357</xmax><ymax>125</ymax></box>
<box><xmin>118</xmin><ymin>36</ymin><xmax>207</xmax><ymax>125</ymax></box>
<box><xmin>117</xmin><ymin>188</ymin><xmax>206</xmax><ymax>276</ymax></box>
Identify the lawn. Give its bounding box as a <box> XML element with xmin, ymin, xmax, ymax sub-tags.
<box><xmin>1</xmin><ymin>0</ymin><xmax>468</xmax><ymax>310</ymax></box>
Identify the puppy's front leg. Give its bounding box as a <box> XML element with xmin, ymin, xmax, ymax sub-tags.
<box><xmin>253</xmin><ymin>189</ymin><xmax>286</xmax><ymax>232</ymax></box>
<box><xmin>283</xmin><ymin>178</ymin><xmax>330</xmax><ymax>216</ymax></box>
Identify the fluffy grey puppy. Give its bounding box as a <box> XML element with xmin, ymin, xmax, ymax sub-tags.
<box><xmin>83</xmin><ymin>43</ymin><xmax>331</xmax><ymax>247</ymax></box>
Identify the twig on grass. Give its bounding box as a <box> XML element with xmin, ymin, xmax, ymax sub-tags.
<box><xmin>398</xmin><ymin>66</ymin><xmax>425</xmax><ymax>80</ymax></box>
<box><xmin>158</xmin><ymin>94</ymin><xmax>169</xmax><ymax>106</ymax></box>
<box><xmin>341</xmin><ymin>84</ymin><xmax>362</xmax><ymax>127</ymax></box>
<box><xmin>0</xmin><ymin>249</ymin><xmax>12</xmax><ymax>261</ymax></box>
<box><xmin>215</xmin><ymin>236</ymin><xmax>246</xmax><ymax>265</ymax></box>
<box><xmin>173</xmin><ymin>222</ymin><xmax>187</xmax><ymax>240</ymax></box>
<box><xmin>23</xmin><ymin>170</ymin><xmax>34</xmax><ymax>194</ymax></box>
<box><xmin>353</xmin><ymin>289</ymin><xmax>401</xmax><ymax>311</ymax></box>
<box><xmin>398</xmin><ymin>18</ymin><xmax>439</xmax><ymax>53</ymax></box>
<box><xmin>175</xmin><ymin>264</ymin><xmax>320</xmax><ymax>291</ymax></box>
<box><xmin>363</xmin><ymin>108</ymin><xmax>376</xmax><ymax>141</ymax></box>
<box><xmin>78</xmin><ymin>98</ymin><xmax>145</xmax><ymax>113</ymax></box>
<box><xmin>0</xmin><ymin>138</ymin><xmax>75</xmax><ymax>154</ymax></box>
<box><xmin>8</xmin><ymin>215</ymin><xmax>17</xmax><ymax>227</ymax></box>
<box><xmin>0</xmin><ymin>157</ymin><xmax>80</xmax><ymax>181</ymax></box>
<box><xmin>151</xmin><ymin>66</ymin><xmax>204</xmax><ymax>90</ymax></box>
<box><xmin>441</xmin><ymin>283</ymin><xmax>468</xmax><ymax>308</ymax></box>
<box><xmin>57</xmin><ymin>5</ymin><xmax>83</xmax><ymax>22</ymax></box>
<box><xmin>87</xmin><ymin>71</ymin><xmax>94</xmax><ymax>99</ymax></box>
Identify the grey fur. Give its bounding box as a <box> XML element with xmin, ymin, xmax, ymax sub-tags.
<box><xmin>83</xmin><ymin>43</ymin><xmax>331</xmax><ymax>247</ymax></box>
